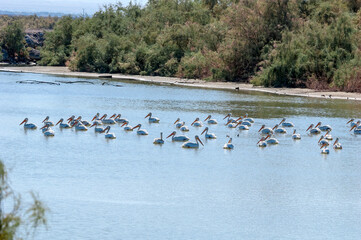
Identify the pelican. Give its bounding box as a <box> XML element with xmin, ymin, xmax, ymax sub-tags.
<box><xmin>279</xmin><ymin>118</ymin><xmax>294</xmax><ymax>127</ymax></box>
<box><xmin>145</xmin><ymin>112</ymin><xmax>160</xmax><ymax>123</ymax></box>
<box><xmin>174</xmin><ymin>118</ymin><xmax>185</xmax><ymax>128</ymax></box>
<box><xmin>306</xmin><ymin>123</ymin><xmax>321</xmax><ymax>135</ymax></box>
<box><xmin>318</xmin><ymin>136</ymin><xmax>329</xmax><ymax>146</ymax></box>
<box><xmin>20</xmin><ymin>118</ymin><xmax>37</xmax><ymax>129</ymax></box>
<box><xmin>76</xmin><ymin>116</ymin><xmax>91</xmax><ymax>126</ymax></box>
<box><xmin>40</xmin><ymin>123</ymin><xmax>55</xmax><ymax>136</ymax></box>
<box><xmin>132</xmin><ymin>124</ymin><xmax>148</xmax><ymax>135</ymax></box>
<box><xmin>236</xmin><ymin>121</ymin><xmax>249</xmax><ymax>130</ymax></box>
<box><xmin>73</xmin><ymin>120</ymin><xmax>88</xmax><ymax>131</ymax></box>
<box><xmin>223</xmin><ymin>138</ymin><xmax>234</xmax><ymax>149</ymax></box>
<box><xmin>182</xmin><ymin>135</ymin><xmax>204</xmax><ymax>148</ymax></box>
<box><xmin>226</xmin><ymin>119</ymin><xmax>238</xmax><ymax>128</ymax></box>
<box><xmin>153</xmin><ymin>132</ymin><xmax>164</xmax><ymax>144</ymax></box>
<box><xmin>67</xmin><ymin>115</ymin><xmax>76</xmax><ymax>125</ymax></box>
<box><xmin>243</xmin><ymin>113</ymin><xmax>255</xmax><ymax>123</ymax></box>
<box><xmin>101</xmin><ymin>126</ymin><xmax>116</xmax><ymax>139</ymax></box>
<box><xmin>56</xmin><ymin>118</ymin><xmax>71</xmax><ymax>128</ymax></box>
<box><xmin>274</xmin><ymin>124</ymin><xmax>287</xmax><ymax>134</ymax></box>
<box><xmin>324</xmin><ymin>130</ymin><xmax>333</xmax><ymax>140</ymax></box>
<box><xmin>316</xmin><ymin>122</ymin><xmax>332</xmax><ymax>131</ymax></box>
<box><xmin>266</xmin><ymin>134</ymin><xmax>279</xmax><ymax>145</ymax></box>
<box><xmin>100</xmin><ymin>114</ymin><xmax>116</xmax><ymax>124</ymax></box>
<box><xmin>347</xmin><ymin>119</ymin><xmax>360</xmax><ymax>128</ymax></box>
<box><xmin>333</xmin><ymin>138</ymin><xmax>342</xmax><ymax>149</ymax></box>
<box><xmin>92</xmin><ymin>113</ymin><xmax>100</xmax><ymax>121</ymax></box>
<box><xmin>320</xmin><ymin>143</ymin><xmax>330</xmax><ymax>154</ymax></box>
<box><xmin>204</xmin><ymin>115</ymin><xmax>218</xmax><ymax>124</ymax></box>
<box><xmin>191</xmin><ymin>118</ymin><xmax>203</xmax><ymax>127</ymax></box>
<box><xmin>90</xmin><ymin>122</ymin><xmax>105</xmax><ymax>132</ymax></box>
<box><xmin>350</xmin><ymin>125</ymin><xmax>361</xmax><ymax>134</ymax></box>
<box><xmin>121</xmin><ymin>121</ymin><xmax>133</xmax><ymax>131</ymax></box>
<box><xmin>167</xmin><ymin>131</ymin><xmax>190</xmax><ymax>142</ymax></box>
<box><xmin>201</xmin><ymin>127</ymin><xmax>217</xmax><ymax>139</ymax></box>
<box><xmin>42</xmin><ymin>116</ymin><xmax>54</xmax><ymax>126</ymax></box>
<box><xmin>114</xmin><ymin>114</ymin><xmax>128</xmax><ymax>123</ymax></box>
<box><xmin>91</xmin><ymin>113</ymin><xmax>103</xmax><ymax>125</ymax></box>
<box><xmin>257</xmin><ymin>136</ymin><xmax>268</xmax><ymax>147</ymax></box>
<box><xmin>292</xmin><ymin>130</ymin><xmax>301</xmax><ymax>140</ymax></box>
<box><xmin>258</xmin><ymin>125</ymin><xmax>274</xmax><ymax>135</ymax></box>
<box><xmin>223</xmin><ymin>113</ymin><xmax>238</xmax><ymax>123</ymax></box>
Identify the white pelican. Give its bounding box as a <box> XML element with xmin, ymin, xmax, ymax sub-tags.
<box><xmin>174</xmin><ymin>118</ymin><xmax>185</xmax><ymax>128</ymax></box>
<box><xmin>223</xmin><ymin>138</ymin><xmax>234</xmax><ymax>149</ymax></box>
<box><xmin>333</xmin><ymin>138</ymin><xmax>342</xmax><ymax>149</ymax></box>
<box><xmin>258</xmin><ymin>125</ymin><xmax>274</xmax><ymax>135</ymax></box>
<box><xmin>204</xmin><ymin>115</ymin><xmax>218</xmax><ymax>124</ymax></box>
<box><xmin>101</xmin><ymin>126</ymin><xmax>116</xmax><ymax>139</ymax></box>
<box><xmin>350</xmin><ymin>125</ymin><xmax>361</xmax><ymax>134</ymax></box>
<box><xmin>153</xmin><ymin>132</ymin><xmax>165</xmax><ymax>144</ymax></box>
<box><xmin>257</xmin><ymin>136</ymin><xmax>268</xmax><ymax>147</ymax></box>
<box><xmin>56</xmin><ymin>118</ymin><xmax>71</xmax><ymax>128</ymax></box>
<box><xmin>226</xmin><ymin>119</ymin><xmax>238</xmax><ymax>128</ymax></box>
<box><xmin>279</xmin><ymin>118</ymin><xmax>294</xmax><ymax>127</ymax></box>
<box><xmin>167</xmin><ymin>131</ymin><xmax>190</xmax><ymax>142</ymax></box>
<box><xmin>191</xmin><ymin>118</ymin><xmax>203</xmax><ymax>127</ymax></box>
<box><xmin>292</xmin><ymin>130</ymin><xmax>301</xmax><ymax>140</ymax></box>
<box><xmin>236</xmin><ymin>121</ymin><xmax>249</xmax><ymax>130</ymax></box>
<box><xmin>90</xmin><ymin>122</ymin><xmax>105</xmax><ymax>132</ymax></box>
<box><xmin>318</xmin><ymin>136</ymin><xmax>329</xmax><ymax>146</ymax></box>
<box><xmin>324</xmin><ymin>130</ymin><xmax>333</xmax><ymax>140</ymax></box>
<box><xmin>223</xmin><ymin>113</ymin><xmax>238</xmax><ymax>123</ymax></box>
<box><xmin>201</xmin><ymin>127</ymin><xmax>217</xmax><ymax>139</ymax></box>
<box><xmin>91</xmin><ymin>113</ymin><xmax>103</xmax><ymax>125</ymax></box>
<box><xmin>274</xmin><ymin>124</ymin><xmax>287</xmax><ymax>134</ymax></box>
<box><xmin>121</xmin><ymin>121</ymin><xmax>133</xmax><ymax>131</ymax></box>
<box><xmin>182</xmin><ymin>135</ymin><xmax>204</xmax><ymax>148</ymax></box>
<box><xmin>73</xmin><ymin>121</ymin><xmax>88</xmax><ymax>131</ymax></box>
<box><xmin>145</xmin><ymin>112</ymin><xmax>160</xmax><ymax>123</ymax></box>
<box><xmin>132</xmin><ymin>124</ymin><xmax>148</xmax><ymax>135</ymax></box>
<box><xmin>115</xmin><ymin>114</ymin><xmax>128</xmax><ymax>123</ymax></box>
<box><xmin>266</xmin><ymin>134</ymin><xmax>279</xmax><ymax>145</ymax></box>
<box><xmin>306</xmin><ymin>123</ymin><xmax>321</xmax><ymax>135</ymax></box>
<box><xmin>316</xmin><ymin>122</ymin><xmax>332</xmax><ymax>131</ymax></box>
<box><xmin>91</xmin><ymin>113</ymin><xmax>100</xmax><ymax>121</ymax></box>
<box><xmin>20</xmin><ymin>118</ymin><xmax>37</xmax><ymax>129</ymax></box>
<box><xmin>320</xmin><ymin>143</ymin><xmax>330</xmax><ymax>154</ymax></box>
<box><xmin>243</xmin><ymin>113</ymin><xmax>255</xmax><ymax>123</ymax></box>
<box><xmin>42</xmin><ymin>116</ymin><xmax>54</xmax><ymax>126</ymax></box>
<box><xmin>40</xmin><ymin>123</ymin><xmax>55</xmax><ymax>136</ymax></box>
<box><xmin>100</xmin><ymin>114</ymin><xmax>116</xmax><ymax>124</ymax></box>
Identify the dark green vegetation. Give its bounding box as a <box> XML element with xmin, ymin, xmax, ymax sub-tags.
<box><xmin>4</xmin><ymin>0</ymin><xmax>361</xmax><ymax>91</ymax></box>
<box><xmin>0</xmin><ymin>160</ymin><xmax>48</xmax><ymax>240</ymax></box>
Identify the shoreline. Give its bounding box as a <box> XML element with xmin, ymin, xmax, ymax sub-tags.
<box><xmin>1</xmin><ymin>65</ymin><xmax>361</xmax><ymax>101</ymax></box>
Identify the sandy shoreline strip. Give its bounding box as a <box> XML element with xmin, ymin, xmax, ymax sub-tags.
<box><xmin>1</xmin><ymin>66</ymin><xmax>361</xmax><ymax>101</ymax></box>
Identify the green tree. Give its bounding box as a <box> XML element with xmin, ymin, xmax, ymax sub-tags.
<box><xmin>0</xmin><ymin>21</ymin><xmax>25</xmax><ymax>60</ymax></box>
<box><xmin>0</xmin><ymin>160</ymin><xmax>48</xmax><ymax>239</ymax></box>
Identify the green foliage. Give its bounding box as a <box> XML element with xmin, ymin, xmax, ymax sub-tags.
<box><xmin>0</xmin><ymin>21</ymin><xmax>26</xmax><ymax>59</ymax></box>
<box><xmin>0</xmin><ymin>160</ymin><xmax>48</xmax><ymax>240</ymax></box>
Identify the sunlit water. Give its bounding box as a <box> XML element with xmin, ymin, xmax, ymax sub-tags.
<box><xmin>0</xmin><ymin>71</ymin><xmax>361</xmax><ymax>239</ymax></box>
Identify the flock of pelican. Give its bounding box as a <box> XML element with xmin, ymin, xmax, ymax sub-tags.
<box><xmin>19</xmin><ymin>113</ymin><xmax>358</xmax><ymax>153</ymax></box>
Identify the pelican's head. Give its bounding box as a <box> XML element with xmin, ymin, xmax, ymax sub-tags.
<box><xmin>318</xmin><ymin>135</ymin><xmax>324</xmax><ymax>143</ymax></box>
<box><xmin>56</xmin><ymin>118</ymin><xmax>64</xmax><ymax>125</ymax></box>
<box><xmin>228</xmin><ymin>138</ymin><xmax>232</xmax><ymax>143</ymax></box>
<box><xmin>347</xmin><ymin>118</ymin><xmax>354</xmax><ymax>124</ymax></box>
<box><xmin>90</xmin><ymin>123</ymin><xmax>96</xmax><ymax>128</ymax></box>
<box><xmin>20</xmin><ymin>118</ymin><xmax>28</xmax><ymax>125</ymax></box>
<box><xmin>167</xmin><ymin>131</ymin><xmax>177</xmax><ymax>138</ymax></box>
<box><xmin>100</xmin><ymin>114</ymin><xmax>107</xmax><ymax>120</ymax></box>
<box><xmin>42</xmin><ymin>116</ymin><xmax>49</xmax><ymax>123</ymax></box>
<box><xmin>350</xmin><ymin>125</ymin><xmax>356</xmax><ymax>131</ymax></box>
<box><xmin>40</xmin><ymin>123</ymin><xmax>51</xmax><ymax>130</ymax></box>
<box><xmin>279</xmin><ymin>118</ymin><xmax>286</xmax><ymax>124</ymax></box>
<box><xmin>115</xmin><ymin>114</ymin><xmax>121</xmax><ymax>119</ymax></box>
<box><xmin>132</xmin><ymin>124</ymin><xmax>141</xmax><ymax>130</ymax></box>
<box><xmin>235</xmin><ymin>121</ymin><xmax>243</xmax><ymax>127</ymax></box>
<box><xmin>110</xmin><ymin>114</ymin><xmax>116</xmax><ymax>119</ymax></box>
<box><xmin>145</xmin><ymin>112</ymin><xmax>152</xmax><ymax>119</ymax></box>
<box><xmin>195</xmin><ymin>135</ymin><xmax>204</xmax><ymax>146</ymax></box>
<box><xmin>258</xmin><ymin>125</ymin><xmax>265</xmax><ymax>132</ymax></box>
<box><xmin>101</xmin><ymin>126</ymin><xmax>111</xmax><ymax>133</ymax></box>
<box><xmin>92</xmin><ymin>113</ymin><xmax>99</xmax><ymax>121</ymax></box>
<box><xmin>226</xmin><ymin>119</ymin><xmax>232</xmax><ymax>126</ymax></box>
<box><xmin>223</xmin><ymin>113</ymin><xmax>231</xmax><ymax>120</ymax></box>
<box><xmin>191</xmin><ymin>118</ymin><xmax>200</xmax><ymax>126</ymax></box>
<box><xmin>257</xmin><ymin>137</ymin><xmax>265</xmax><ymax>144</ymax></box>
<box><xmin>235</xmin><ymin>116</ymin><xmax>243</xmax><ymax>122</ymax></box>
<box><xmin>272</xmin><ymin>124</ymin><xmax>279</xmax><ymax>130</ymax></box>
<box><xmin>201</xmin><ymin>127</ymin><xmax>209</xmax><ymax>135</ymax></box>
<box><xmin>121</xmin><ymin>121</ymin><xmax>129</xmax><ymax>127</ymax></box>
<box><xmin>293</xmin><ymin>129</ymin><xmax>296</xmax><ymax>134</ymax></box>
<box><xmin>325</xmin><ymin>130</ymin><xmax>331</xmax><ymax>136</ymax></box>
<box><xmin>306</xmin><ymin>124</ymin><xmax>314</xmax><ymax>131</ymax></box>
<box><xmin>76</xmin><ymin>116</ymin><xmax>82</xmax><ymax>121</ymax></box>
<box><xmin>245</xmin><ymin>113</ymin><xmax>249</xmax><ymax>118</ymax></box>
<box><xmin>204</xmin><ymin>115</ymin><xmax>211</xmax><ymax>121</ymax></box>
<box><xmin>67</xmin><ymin>115</ymin><xmax>75</xmax><ymax>122</ymax></box>
<box><xmin>333</xmin><ymin>138</ymin><xmax>339</xmax><ymax>145</ymax></box>
<box><xmin>320</xmin><ymin>143</ymin><xmax>328</xmax><ymax>149</ymax></box>
<box><xmin>174</xmin><ymin>118</ymin><xmax>180</xmax><ymax>124</ymax></box>
<box><xmin>315</xmin><ymin>122</ymin><xmax>321</xmax><ymax>128</ymax></box>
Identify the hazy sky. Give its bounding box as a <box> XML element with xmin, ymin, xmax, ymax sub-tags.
<box><xmin>1</xmin><ymin>0</ymin><xmax>147</xmax><ymax>15</ymax></box>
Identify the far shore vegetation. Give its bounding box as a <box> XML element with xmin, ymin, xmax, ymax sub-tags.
<box><xmin>1</xmin><ymin>0</ymin><xmax>361</xmax><ymax>92</ymax></box>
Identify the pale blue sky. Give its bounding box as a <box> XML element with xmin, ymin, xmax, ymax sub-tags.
<box><xmin>1</xmin><ymin>0</ymin><xmax>147</xmax><ymax>15</ymax></box>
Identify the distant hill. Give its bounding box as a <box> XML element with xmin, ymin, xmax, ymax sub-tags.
<box><xmin>0</xmin><ymin>11</ymin><xmax>69</xmax><ymax>17</ymax></box>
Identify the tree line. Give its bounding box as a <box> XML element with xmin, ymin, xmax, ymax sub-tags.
<box><xmin>2</xmin><ymin>0</ymin><xmax>361</xmax><ymax>92</ymax></box>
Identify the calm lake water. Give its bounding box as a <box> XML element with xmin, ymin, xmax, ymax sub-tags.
<box><xmin>0</xmin><ymin>71</ymin><xmax>361</xmax><ymax>239</ymax></box>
